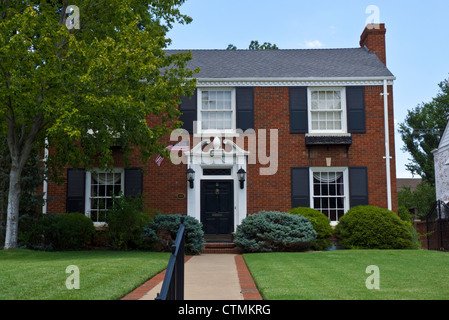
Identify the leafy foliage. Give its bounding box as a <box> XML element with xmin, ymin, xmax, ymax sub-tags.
<box><xmin>335</xmin><ymin>206</ymin><xmax>416</xmax><ymax>249</ymax></box>
<box><xmin>105</xmin><ymin>195</ymin><xmax>151</xmax><ymax>250</ymax></box>
<box><xmin>398</xmin><ymin>79</ymin><xmax>449</xmax><ymax>184</ymax></box>
<box><xmin>235</xmin><ymin>211</ymin><xmax>316</xmax><ymax>253</ymax></box>
<box><xmin>26</xmin><ymin>213</ymin><xmax>96</xmax><ymax>251</ymax></box>
<box><xmin>0</xmin><ymin>1</ymin><xmax>197</xmax><ymax>248</ymax></box>
<box><xmin>226</xmin><ymin>40</ymin><xmax>279</xmax><ymax>50</ymax></box>
<box><xmin>141</xmin><ymin>214</ymin><xmax>204</xmax><ymax>254</ymax></box>
<box><xmin>289</xmin><ymin>207</ymin><xmax>334</xmax><ymax>250</ymax></box>
<box><xmin>397</xmin><ymin>182</ymin><xmax>436</xmax><ymax>219</ymax></box>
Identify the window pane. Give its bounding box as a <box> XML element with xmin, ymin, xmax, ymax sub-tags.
<box><xmin>99</xmin><ymin>184</ymin><xmax>105</xmax><ymax>197</ymax></box>
<box><xmin>202</xmin><ymin>112</ymin><xmax>209</xmax><ymax>129</ymax></box>
<box><xmin>224</xmin><ymin>112</ymin><xmax>232</xmax><ymax>129</ymax></box>
<box><xmin>319</xmin><ymin>120</ymin><xmax>326</xmax><ymax>130</ymax></box>
<box><xmin>337</xmin><ymin>210</ymin><xmax>345</xmax><ymax>221</ymax></box>
<box><xmin>313</xmin><ymin>197</ymin><xmax>321</xmax><ymax>208</ymax></box>
<box><xmin>326</xmin><ymin>91</ymin><xmax>334</xmax><ymax>109</ymax></box>
<box><xmin>209</xmin><ymin>112</ymin><xmax>216</xmax><ymax>129</ymax></box>
<box><xmin>312</xmin><ymin>170</ymin><xmax>346</xmax><ymax>222</ymax></box>
<box><xmin>90</xmin><ymin>211</ymin><xmax>98</xmax><ymax>222</ymax></box>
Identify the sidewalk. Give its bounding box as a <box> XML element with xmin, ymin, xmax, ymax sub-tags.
<box><xmin>121</xmin><ymin>254</ymin><xmax>262</xmax><ymax>300</ymax></box>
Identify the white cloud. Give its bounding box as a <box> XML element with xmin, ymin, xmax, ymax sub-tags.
<box><xmin>304</xmin><ymin>40</ymin><xmax>323</xmax><ymax>49</ymax></box>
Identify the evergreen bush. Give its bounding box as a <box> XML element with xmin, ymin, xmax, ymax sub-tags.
<box><xmin>141</xmin><ymin>214</ymin><xmax>204</xmax><ymax>255</ymax></box>
<box><xmin>335</xmin><ymin>205</ymin><xmax>416</xmax><ymax>249</ymax></box>
<box><xmin>289</xmin><ymin>207</ymin><xmax>334</xmax><ymax>250</ymax></box>
<box><xmin>27</xmin><ymin>212</ymin><xmax>96</xmax><ymax>251</ymax></box>
<box><xmin>235</xmin><ymin>211</ymin><xmax>316</xmax><ymax>253</ymax></box>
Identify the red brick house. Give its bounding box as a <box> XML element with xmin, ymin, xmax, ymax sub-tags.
<box><xmin>44</xmin><ymin>24</ymin><xmax>397</xmax><ymax>240</ymax></box>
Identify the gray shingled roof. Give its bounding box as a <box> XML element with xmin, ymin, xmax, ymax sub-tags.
<box><xmin>166</xmin><ymin>48</ymin><xmax>394</xmax><ymax>79</ymax></box>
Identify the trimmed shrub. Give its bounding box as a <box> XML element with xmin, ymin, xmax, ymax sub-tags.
<box><xmin>141</xmin><ymin>214</ymin><xmax>204</xmax><ymax>255</ymax></box>
<box><xmin>235</xmin><ymin>211</ymin><xmax>316</xmax><ymax>253</ymax></box>
<box><xmin>335</xmin><ymin>205</ymin><xmax>415</xmax><ymax>249</ymax></box>
<box><xmin>105</xmin><ymin>195</ymin><xmax>151</xmax><ymax>250</ymax></box>
<box><xmin>27</xmin><ymin>212</ymin><xmax>96</xmax><ymax>251</ymax></box>
<box><xmin>289</xmin><ymin>207</ymin><xmax>334</xmax><ymax>250</ymax></box>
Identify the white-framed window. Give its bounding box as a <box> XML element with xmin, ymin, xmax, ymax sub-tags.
<box><xmin>85</xmin><ymin>168</ymin><xmax>124</xmax><ymax>224</ymax></box>
<box><xmin>197</xmin><ymin>88</ymin><xmax>236</xmax><ymax>133</ymax></box>
<box><xmin>310</xmin><ymin>167</ymin><xmax>349</xmax><ymax>225</ymax></box>
<box><xmin>308</xmin><ymin>87</ymin><xmax>346</xmax><ymax>133</ymax></box>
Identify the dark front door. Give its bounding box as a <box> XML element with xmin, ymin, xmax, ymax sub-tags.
<box><xmin>201</xmin><ymin>180</ymin><xmax>234</xmax><ymax>236</ymax></box>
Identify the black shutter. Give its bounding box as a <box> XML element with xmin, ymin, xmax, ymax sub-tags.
<box><xmin>236</xmin><ymin>87</ymin><xmax>254</xmax><ymax>131</ymax></box>
<box><xmin>291</xmin><ymin>167</ymin><xmax>310</xmax><ymax>208</ymax></box>
<box><xmin>289</xmin><ymin>87</ymin><xmax>308</xmax><ymax>133</ymax></box>
<box><xmin>349</xmin><ymin>167</ymin><xmax>368</xmax><ymax>207</ymax></box>
<box><xmin>346</xmin><ymin>86</ymin><xmax>366</xmax><ymax>133</ymax></box>
<box><xmin>124</xmin><ymin>168</ymin><xmax>143</xmax><ymax>197</ymax></box>
<box><xmin>179</xmin><ymin>89</ymin><xmax>197</xmax><ymax>133</ymax></box>
<box><xmin>66</xmin><ymin>168</ymin><xmax>85</xmax><ymax>213</ymax></box>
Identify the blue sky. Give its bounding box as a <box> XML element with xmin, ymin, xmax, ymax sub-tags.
<box><xmin>167</xmin><ymin>0</ymin><xmax>449</xmax><ymax>179</ymax></box>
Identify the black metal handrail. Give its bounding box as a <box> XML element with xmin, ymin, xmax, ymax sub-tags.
<box><xmin>155</xmin><ymin>216</ymin><xmax>185</xmax><ymax>300</ymax></box>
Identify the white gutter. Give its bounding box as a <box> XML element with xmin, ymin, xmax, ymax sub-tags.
<box><xmin>382</xmin><ymin>79</ymin><xmax>392</xmax><ymax>210</ymax></box>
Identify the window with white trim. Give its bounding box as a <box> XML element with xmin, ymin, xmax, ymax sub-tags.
<box><xmin>198</xmin><ymin>88</ymin><xmax>235</xmax><ymax>132</ymax></box>
<box><xmin>310</xmin><ymin>167</ymin><xmax>349</xmax><ymax>224</ymax></box>
<box><xmin>86</xmin><ymin>169</ymin><xmax>124</xmax><ymax>223</ymax></box>
<box><xmin>309</xmin><ymin>88</ymin><xmax>346</xmax><ymax>133</ymax></box>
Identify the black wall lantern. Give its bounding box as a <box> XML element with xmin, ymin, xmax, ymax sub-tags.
<box><xmin>237</xmin><ymin>167</ymin><xmax>246</xmax><ymax>189</ymax></box>
<box><xmin>186</xmin><ymin>167</ymin><xmax>195</xmax><ymax>189</ymax></box>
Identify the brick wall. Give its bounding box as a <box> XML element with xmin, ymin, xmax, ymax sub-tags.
<box><xmin>46</xmin><ymin>84</ymin><xmax>398</xmax><ymax>216</ymax></box>
<box><xmin>244</xmin><ymin>85</ymin><xmax>397</xmax><ymax>215</ymax></box>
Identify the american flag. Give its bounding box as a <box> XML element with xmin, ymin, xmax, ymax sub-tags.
<box><xmin>155</xmin><ymin>141</ymin><xmax>190</xmax><ymax>166</ymax></box>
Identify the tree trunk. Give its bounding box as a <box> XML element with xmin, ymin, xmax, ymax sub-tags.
<box><xmin>4</xmin><ymin>114</ymin><xmax>43</xmax><ymax>249</ymax></box>
<box><xmin>4</xmin><ymin>164</ymin><xmax>22</xmax><ymax>249</ymax></box>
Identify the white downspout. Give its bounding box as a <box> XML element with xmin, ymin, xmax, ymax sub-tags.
<box><xmin>382</xmin><ymin>79</ymin><xmax>392</xmax><ymax>210</ymax></box>
<box><xmin>42</xmin><ymin>138</ymin><xmax>49</xmax><ymax>214</ymax></box>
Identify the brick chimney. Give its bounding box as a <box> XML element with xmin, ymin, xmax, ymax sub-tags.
<box><xmin>360</xmin><ymin>23</ymin><xmax>387</xmax><ymax>66</ymax></box>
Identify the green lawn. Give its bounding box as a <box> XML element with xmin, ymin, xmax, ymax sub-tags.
<box><xmin>243</xmin><ymin>250</ymin><xmax>449</xmax><ymax>300</ymax></box>
<box><xmin>0</xmin><ymin>249</ymin><xmax>170</xmax><ymax>300</ymax></box>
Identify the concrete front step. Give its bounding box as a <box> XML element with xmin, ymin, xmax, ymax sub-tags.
<box><xmin>202</xmin><ymin>242</ymin><xmax>242</xmax><ymax>254</ymax></box>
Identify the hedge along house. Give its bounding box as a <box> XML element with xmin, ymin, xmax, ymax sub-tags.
<box><xmin>44</xmin><ymin>23</ymin><xmax>397</xmax><ymax>240</ymax></box>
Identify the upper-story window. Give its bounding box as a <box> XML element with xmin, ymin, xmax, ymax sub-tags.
<box><xmin>198</xmin><ymin>88</ymin><xmax>236</xmax><ymax>133</ymax></box>
<box><xmin>309</xmin><ymin>87</ymin><xmax>347</xmax><ymax>133</ymax></box>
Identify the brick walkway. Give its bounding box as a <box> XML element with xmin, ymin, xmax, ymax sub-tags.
<box><xmin>121</xmin><ymin>254</ymin><xmax>262</xmax><ymax>300</ymax></box>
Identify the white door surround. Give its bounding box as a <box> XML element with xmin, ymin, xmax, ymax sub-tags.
<box><xmin>184</xmin><ymin>136</ymin><xmax>249</xmax><ymax>233</ymax></box>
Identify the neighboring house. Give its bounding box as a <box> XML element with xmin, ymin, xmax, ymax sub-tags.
<box><xmin>433</xmin><ymin>118</ymin><xmax>449</xmax><ymax>203</ymax></box>
<box><xmin>44</xmin><ymin>23</ymin><xmax>397</xmax><ymax>238</ymax></box>
<box><xmin>397</xmin><ymin>178</ymin><xmax>422</xmax><ymax>192</ymax></box>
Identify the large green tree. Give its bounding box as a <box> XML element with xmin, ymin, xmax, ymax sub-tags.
<box><xmin>0</xmin><ymin>0</ymin><xmax>197</xmax><ymax>249</ymax></box>
<box><xmin>398</xmin><ymin>79</ymin><xmax>449</xmax><ymax>185</ymax></box>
